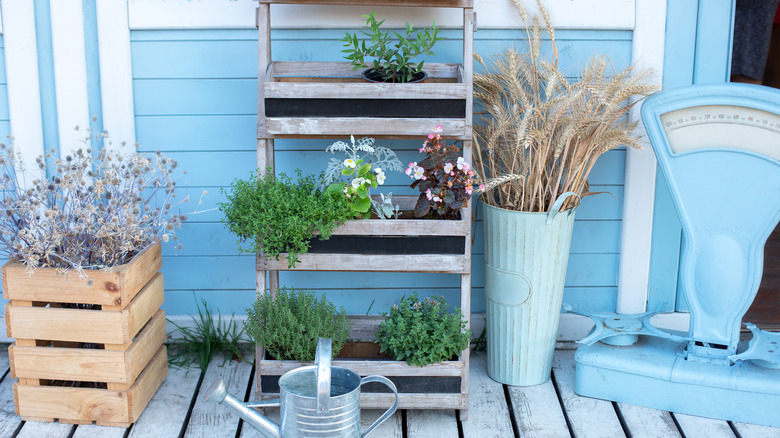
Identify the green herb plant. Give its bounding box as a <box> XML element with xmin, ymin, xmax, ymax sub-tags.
<box><xmin>167</xmin><ymin>299</ymin><xmax>247</xmax><ymax>372</ymax></box>
<box><xmin>244</xmin><ymin>287</ymin><xmax>352</xmax><ymax>362</ymax></box>
<box><xmin>376</xmin><ymin>292</ymin><xmax>471</xmax><ymax>366</ymax></box>
<box><xmin>341</xmin><ymin>12</ymin><xmax>443</xmax><ymax>83</ymax></box>
<box><xmin>219</xmin><ymin>169</ymin><xmax>354</xmax><ymax>268</ymax></box>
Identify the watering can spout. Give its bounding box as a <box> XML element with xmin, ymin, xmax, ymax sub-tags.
<box><xmin>203</xmin><ymin>378</ymin><xmax>281</xmax><ymax>438</ymax></box>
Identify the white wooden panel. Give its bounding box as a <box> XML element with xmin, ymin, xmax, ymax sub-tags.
<box><xmin>1</xmin><ymin>1</ymin><xmax>44</xmax><ymax>171</ymax></box>
<box><xmin>71</xmin><ymin>424</ymin><xmax>126</xmax><ymax>438</ymax></box>
<box><xmin>128</xmin><ymin>0</ymin><xmax>635</xmax><ymax>30</ymax></box>
<box><xmin>16</xmin><ymin>422</ymin><xmax>74</xmax><ymax>438</ymax></box>
<box><xmin>50</xmin><ymin>0</ymin><xmax>91</xmax><ymax>157</ymax></box>
<box><xmin>616</xmin><ymin>0</ymin><xmax>666</xmax><ymax>314</ymax></box>
<box><xmin>97</xmin><ymin>0</ymin><xmax>136</xmax><ymax>156</ymax></box>
<box><xmin>0</xmin><ymin>350</ymin><xmax>21</xmax><ymax>438</ymax></box>
<box><xmin>0</xmin><ymin>5</ymin><xmax>3</xmax><ymax>34</ymax></box>
<box><xmin>407</xmin><ymin>410</ymin><xmax>459</xmax><ymax>438</ymax></box>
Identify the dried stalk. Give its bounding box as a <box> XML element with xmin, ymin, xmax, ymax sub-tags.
<box><xmin>473</xmin><ymin>0</ymin><xmax>657</xmax><ymax>212</ymax></box>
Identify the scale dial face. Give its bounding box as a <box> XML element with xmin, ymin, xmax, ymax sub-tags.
<box><xmin>659</xmin><ymin>104</ymin><xmax>780</xmax><ymax>161</ymax></box>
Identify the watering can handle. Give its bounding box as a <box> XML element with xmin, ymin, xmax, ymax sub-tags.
<box><xmin>546</xmin><ymin>192</ymin><xmax>581</xmax><ymax>225</ymax></box>
<box><xmin>360</xmin><ymin>375</ymin><xmax>399</xmax><ymax>438</ymax></box>
<box><xmin>315</xmin><ymin>337</ymin><xmax>332</xmax><ymax>414</ymax></box>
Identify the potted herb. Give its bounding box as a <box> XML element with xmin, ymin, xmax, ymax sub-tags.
<box><xmin>472</xmin><ymin>1</ymin><xmax>656</xmax><ymax>386</ymax></box>
<box><xmin>342</xmin><ymin>12</ymin><xmax>443</xmax><ymax>83</ymax></box>
<box><xmin>219</xmin><ymin>169</ymin><xmax>354</xmax><ymax>268</ymax></box>
<box><xmin>375</xmin><ymin>292</ymin><xmax>471</xmax><ymax>366</ymax></box>
<box><xmin>0</xmin><ymin>138</ymin><xmax>184</xmax><ymax>426</ymax></box>
<box><xmin>321</xmin><ymin>135</ymin><xmax>403</xmax><ymax>218</ymax></box>
<box><xmin>406</xmin><ymin>125</ymin><xmax>482</xmax><ymax>220</ymax></box>
<box><xmin>245</xmin><ymin>287</ymin><xmax>352</xmax><ymax>362</ymax></box>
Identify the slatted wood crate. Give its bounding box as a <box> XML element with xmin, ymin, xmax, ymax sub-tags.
<box><xmin>2</xmin><ymin>244</ymin><xmax>168</xmax><ymax>427</ymax></box>
<box><xmin>256</xmin><ymin>316</ymin><xmax>468</xmax><ymax>411</ymax></box>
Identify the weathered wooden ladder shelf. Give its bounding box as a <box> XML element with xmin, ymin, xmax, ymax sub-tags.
<box><xmin>255</xmin><ymin>0</ymin><xmax>475</xmax><ymax>419</ymax></box>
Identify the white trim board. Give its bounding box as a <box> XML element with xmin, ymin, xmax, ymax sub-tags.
<box><xmin>616</xmin><ymin>0</ymin><xmax>666</xmax><ymax>313</ymax></box>
<box><xmin>96</xmin><ymin>0</ymin><xmax>136</xmax><ymax>155</ymax></box>
<box><xmin>1</xmin><ymin>1</ymin><xmax>44</xmax><ymax>172</ymax></box>
<box><xmin>0</xmin><ymin>312</ymin><xmax>692</xmax><ymax>344</ymax></box>
<box><xmin>128</xmin><ymin>0</ymin><xmax>635</xmax><ymax>30</ymax></box>
<box><xmin>50</xmin><ymin>0</ymin><xmax>91</xmax><ymax>157</ymax></box>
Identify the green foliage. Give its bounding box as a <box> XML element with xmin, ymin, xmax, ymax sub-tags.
<box><xmin>341</xmin><ymin>12</ymin><xmax>443</xmax><ymax>83</ymax></box>
<box><xmin>167</xmin><ymin>299</ymin><xmax>248</xmax><ymax>372</ymax></box>
<box><xmin>244</xmin><ymin>287</ymin><xmax>353</xmax><ymax>362</ymax></box>
<box><xmin>376</xmin><ymin>292</ymin><xmax>471</xmax><ymax>366</ymax></box>
<box><xmin>218</xmin><ymin>169</ymin><xmax>354</xmax><ymax>268</ymax></box>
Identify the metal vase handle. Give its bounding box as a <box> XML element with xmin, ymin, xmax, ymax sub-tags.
<box><xmin>359</xmin><ymin>375</ymin><xmax>399</xmax><ymax>438</ymax></box>
<box><xmin>546</xmin><ymin>191</ymin><xmax>581</xmax><ymax>225</ymax></box>
<box><xmin>314</xmin><ymin>337</ymin><xmax>332</xmax><ymax>413</ymax></box>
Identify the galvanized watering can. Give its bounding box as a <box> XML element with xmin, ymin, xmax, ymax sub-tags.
<box><xmin>203</xmin><ymin>338</ymin><xmax>399</xmax><ymax>437</ymax></box>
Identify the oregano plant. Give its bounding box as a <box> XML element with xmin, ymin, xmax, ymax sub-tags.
<box><xmin>376</xmin><ymin>292</ymin><xmax>471</xmax><ymax>366</ymax></box>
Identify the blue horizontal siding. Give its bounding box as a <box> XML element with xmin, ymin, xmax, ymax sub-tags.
<box><xmin>0</xmin><ymin>38</ymin><xmax>9</xmax><ymax>140</ymax></box>
<box><xmin>132</xmin><ymin>28</ymin><xmax>632</xmax><ymax>315</ymax></box>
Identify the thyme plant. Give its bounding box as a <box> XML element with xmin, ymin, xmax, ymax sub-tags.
<box><xmin>219</xmin><ymin>169</ymin><xmax>354</xmax><ymax>268</ymax></box>
<box><xmin>0</xmin><ymin>137</ymin><xmax>187</xmax><ymax>278</ymax></box>
<box><xmin>376</xmin><ymin>292</ymin><xmax>471</xmax><ymax>367</ymax></box>
<box><xmin>244</xmin><ymin>287</ymin><xmax>352</xmax><ymax>362</ymax></box>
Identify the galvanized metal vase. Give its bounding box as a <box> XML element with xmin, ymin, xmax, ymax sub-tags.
<box><xmin>483</xmin><ymin>192</ymin><xmax>579</xmax><ymax>386</ymax></box>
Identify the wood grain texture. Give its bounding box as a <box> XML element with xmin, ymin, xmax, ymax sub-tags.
<box><xmin>1</xmin><ymin>244</ymin><xmax>161</xmax><ymax>306</ymax></box>
<box><xmin>461</xmin><ymin>352</ymin><xmax>513</xmax><ymax>437</ymax></box>
<box><xmin>260</xmin><ymin>254</ymin><xmax>468</xmax><ymax>273</ymax></box>
<box><xmin>507</xmin><ymin>380</ymin><xmax>570</xmax><ymax>438</ymax></box>
<box><xmin>265</xmin><ymin>81</ymin><xmax>467</xmax><ymax>99</ymax></box>
<box><xmin>672</xmin><ymin>413</ymin><xmax>736</xmax><ymax>438</ymax></box>
<box><xmin>264</xmin><ymin>117</ymin><xmax>469</xmax><ymax>139</ymax></box>
<box><xmin>128</xmin><ymin>363</ymin><xmax>202</xmax><ymax>438</ymax></box>
<box><xmin>0</xmin><ymin>349</ymin><xmax>22</xmax><ymax>437</ymax></box>
<box><xmin>183</xmin><ymin>353</ymin><xmax>253</xmax><ymax>438</ymax></box>
<box><xmin>551</xmin><ymin>349</ymin><xmax>625</xmax><ymax>438</ymax></box>
<box><xmin>15</xmin><ymin>422</ymin><xmax>74</xmax><ymax>438</ymax></box>
<box><xmin>6</xmin><ymin>272</ymin><xmax>163</xmax><ymax>345</ymax></box>
<box><xmin>9</xmin><ymin>309</ymin><xmax>165</xmax><ymax>384</ymax></box>
<box><xmin>616</xmin><ymin>403</ymin><xmax>682</xmax><ymax>438</ymax></box>
<box><xmin>406</xmin><ymin>410</ymin><xmax>458</xmax><ymax>438</ymax></box>
<box><xmin>731</xmin><ymin>422</ymin><xmax>780</xmax><ymax>438</ymax></box>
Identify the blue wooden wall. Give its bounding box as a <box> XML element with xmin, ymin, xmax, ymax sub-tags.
<box><xmin>131</xmin><ymin>27</ymin><xmax>633</xmax><ymax>317</ymax></box>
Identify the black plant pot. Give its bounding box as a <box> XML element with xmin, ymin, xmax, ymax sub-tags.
<box><xmin>361</xmin><ymin>68</ymin><xmax>427</xmax><ymax>83</ymax></box>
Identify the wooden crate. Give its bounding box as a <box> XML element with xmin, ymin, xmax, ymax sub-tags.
<box><xmin>2</xmin><ymin>245</ymin><xmax>168</xmax><ymax>427</ymax></box>
<box><xmin>262</xmin><ymin>62</ymin><xmax>470</xmax><ymax>140</ymax></box>
<box><xmin>256</xmin><ymin>316</ymin><xmax>469</xmax><ymax>411</ymax></box>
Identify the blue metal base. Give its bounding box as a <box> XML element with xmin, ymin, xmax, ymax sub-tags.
<box><xmin>575</xmin><ymin>337</ymin><xmax>780</xmax><ymax>428</ymax></box>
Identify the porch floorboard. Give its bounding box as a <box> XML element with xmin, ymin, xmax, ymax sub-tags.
<box><xmin>1</xmin><ymin>345</ymin><xmax>778</xmax><ymax>438</ymax></box>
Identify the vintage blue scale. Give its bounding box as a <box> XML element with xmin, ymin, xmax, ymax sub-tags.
<box><xmin>574</xmin><ymin>83</ymin><xmax>780</xmax><ymax>427</ymax></box>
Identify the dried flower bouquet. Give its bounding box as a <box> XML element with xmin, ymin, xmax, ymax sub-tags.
<box><xmin>473</xmin><ymin>0</ymin><xmax>657</xmax><ymax>213</ymax></box>
<box><xmin>0</xmin><ymin>134</ymin><xmax>187</xmax><ymax>278</ymax></box>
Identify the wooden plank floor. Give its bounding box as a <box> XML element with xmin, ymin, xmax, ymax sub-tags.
<box><xmin>0</xmin><ymin>345</ymin><xmax>778</xmax><ymax>438</ymax></box>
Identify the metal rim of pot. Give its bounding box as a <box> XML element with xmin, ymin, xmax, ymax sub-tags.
<box><xmin>361</xmin><ymin>68</ymin><xmax>427</xmax><ymax>83</ymax></box>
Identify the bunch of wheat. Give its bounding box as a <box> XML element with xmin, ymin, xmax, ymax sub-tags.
<box><xmin>473</xmin><ymin>0</ymin><xmax>657</xmax><ymax>212</ymax></box>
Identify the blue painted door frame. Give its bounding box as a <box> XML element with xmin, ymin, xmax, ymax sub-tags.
<box><xmin>648</xmin><ymin>0</ymin><xmax>735</xmax><ymax>312</ymax></box>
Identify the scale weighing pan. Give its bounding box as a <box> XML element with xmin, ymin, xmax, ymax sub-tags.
<box><xmin>574</xmin><ymin>83</ymin><xmax>780</xmax><ymax>427</ymax></box>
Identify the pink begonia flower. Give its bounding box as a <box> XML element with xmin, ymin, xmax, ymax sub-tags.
<box><xmin>413</xmin><ymin>166</ymin><xmax>425</xmax><ymax>180</ymax></box>
<box><xmin>434</xmin><ymin>125</ymin><xmax>443</xmax><ymax>133</ymax></box>
<box><xmin>456</xmin><ymin>157</ymin><xmax>466</xmax><ymax>170</ymax></box>
<box><xmin>443</xmin><ymin>163</ymin><xmax>454</xmax><ymax>173</ymax></box>
<box><xmin>344</xmin><ymin>158</ymin><xmax>356</xmax><ymax>168</ymax></box>
<box><xmin>466</xmin><ymin>185</ymin><xmax>473</xmax><ymax>195</ymax></box>
<box><xmin>467</xmin><ymin>170</ymin><xmax>475</xmax><ymax>177</ymax></box>
<box><xmin>426</xmin><ymin>189</ymin><xmax>433</xmax><ymax>200</ymax></box>
<box><xmin>433</xmin><ymin>196</ymin><xmax>441</xmax><ymax>202</ymax></box>
<box><xmin>479</xmin><ymin>184</ymin><xmax>486</xmax><ymax>190</ymax></box>
<box><xmin>405</xmin><ymin>162</ymin><xmax>417</xmax><ymax>176</ymax></box>
<box><xmin>428</xmin><ymin>133</ymin><xmax>434</xmax><ymax>139</ymax></box>
<box><xmin>377</xmin><ymin>173</ymin><xmax>386</xmax><ymax>185</ymax></box>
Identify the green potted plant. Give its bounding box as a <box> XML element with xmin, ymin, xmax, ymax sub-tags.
<box><xmin>342</xmin><ymin>11</ymin><xmax>443</xmax><ymax>83</ymax></box>
<box><xmin>219</xmin><ymin>169</ymin><xmax>355</xmax><ymax>268</ymax></box>
<box><xmin>245</xmin><ymin>287</ymin><xmax>352</xmax><ymax>362</ymax></box>
<box><xmin>406</xmin><ymin>125</ymin><xmax>482</xmax><ymax>220</ymax></box>
<box><xmin>0</xmin><ymin>134</ymin><xmax>185</xmax><ymax>425</ymax></box>
<box><xmin>375</xmin><ymin>292</ymin><xmax>471</xmax><ymax>366</ymax></box>
<box><xmin>472</xmin><ymin>0</ymin><xmax>656</xmax><ymax>386</ymax></box>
